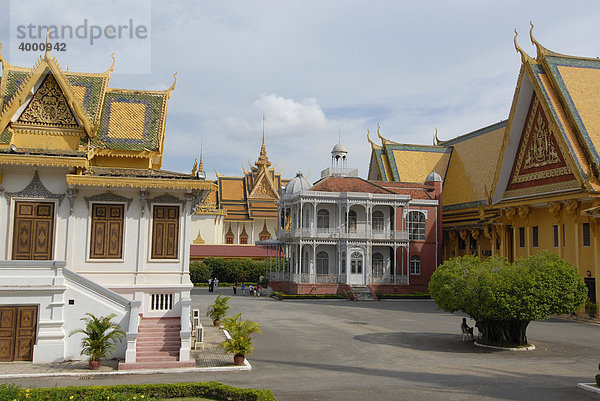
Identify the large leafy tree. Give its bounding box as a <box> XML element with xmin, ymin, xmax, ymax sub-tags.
<box><xmin>429</xmin><ymin>251</ymin><xmax>587</xmax><ymax>346</ymax></box>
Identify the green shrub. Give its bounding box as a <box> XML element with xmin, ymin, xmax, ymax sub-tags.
<box><xmin>190</xmin><ymin>261</ymin><xmax>212</xmax><ymax>284</ymax></box>
<box><xmin>0</xmin><ymin>382</ymin><xmax>276</xmax><ymax>401</ymax></box>
<box><xmin>190</xmin><ymin>258</ymin><xmax>267</xmax><ymax>285</ymax></box>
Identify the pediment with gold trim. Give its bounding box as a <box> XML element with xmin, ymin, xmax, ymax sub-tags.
<box><xmin>504</xmin><ymin>94</ymin><xmax>579</xmax><ymax>198</ymax></box>
<box><xmin>248</xmin><ymin>171</ymin><xmax>278</xmax><ymax>199</ymax></box>
<box><xmin>16</xmin><ymin>74</ymin><xmax>79</xmax><ymax>128</ymax></box>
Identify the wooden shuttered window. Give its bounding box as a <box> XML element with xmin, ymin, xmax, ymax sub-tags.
<box><xmin>90</xmin><ymin>204</ymin><xmax>125</xmax><ymax>259</ymax></box>
<box><xmin>12</xmin><ymin>201</ymin><xmax>54</xmax><ymax>260</ymax></box>
<box><xmin>151</xmin><ymin>205</ymin><xmax>179</xmax><ymax>259</ymax></box>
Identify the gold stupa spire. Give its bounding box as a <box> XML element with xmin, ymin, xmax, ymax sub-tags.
<box><xmin>256</xmin><ymin>114</ymin><xmax>271</xmax><ymax>169</ymax></box>
<box><xmin>199</xmin><ymin>141</ymin><xmax>204</xmax><ymax>173</ymax></box>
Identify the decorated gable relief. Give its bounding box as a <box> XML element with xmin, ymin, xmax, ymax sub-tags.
<box><xmin>17</xmin><ymin>74</ymin><xmax>78</xmax><ymax>128</ymax></box>
<box><xmin>250</xmin><ymin>174</ymin><xmax>276</xmax><ymax>198</ymax></box>
<box><xmin>504</xmin><ymin>94</ymin><xmax>578</xmax><ymax>199</ymax></box>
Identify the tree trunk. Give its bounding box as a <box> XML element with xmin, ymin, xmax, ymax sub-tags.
<box><xmin>476</xmin><ymin>319</ymin><xmax>529</xmax><ymax>346</ymax></box>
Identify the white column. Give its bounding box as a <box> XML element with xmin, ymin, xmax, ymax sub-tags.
<box><xmin>179</xmin><ymin>297</ymin><xmax>192</xmax><ymax>361</ymax></box>
<box><xmin>124</xmin><ymin>299</ymin><xmax>141</xmax><ymax>363</ymax></box>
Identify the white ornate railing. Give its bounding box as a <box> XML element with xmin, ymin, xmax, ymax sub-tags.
<box><xmin>278</xmin><ymin>227</ymin><xmax>408</xmax><ymax>241</ymax></box>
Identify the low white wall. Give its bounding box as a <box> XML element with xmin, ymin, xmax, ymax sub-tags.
<box><xmin>0</xmin><ymin>261</ymin><xmax>131</xmax><ymax>363</ymax></box>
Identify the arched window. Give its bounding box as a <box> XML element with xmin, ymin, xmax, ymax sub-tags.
<box><xmin>302</xmin><ymin>251</ymin><xmax>309</xmax><ymax>273</ymax></box>
<box><xmin>372</xmin><ymin>211</ymin><xmax>384</xmax><ymax>232</ymax></box>
<box><xmin>341</xmin><ymin>251</ymin><xmax>346</xmax><ymax>274</ymax></box>
<box><xmin>408</xmin><ymin>211</ymin><xmax>426</xmax><ymax>240</ymax></box>
<box><xmin>372</xmin><ymin>252</ymin><xmax>384</xmax><ymax>276</ymax></box>
<box><xmin>348</xmin><ymin>210</ymin><xmax>357</xmax><ymax>233</ymax></box>
<box><xmin>410</xmin><ymin>256</ymin><xmax>421</xmax><ymax>275</ymax></box>
<box><xmin>303</xmin><ymin>209</ymin><xmax>311</xmax><ymax>228</ymax></box>
<box><xmin>317</xmin><ymin>209</ymin><xmax>329</xmax><ymax>229</ymax></box>
<box><xmin>350</xmin><ymin>251</ymin><xmax>363</xmax><ymax>274</ymax></box>
<box><xmin>316</xmin><ymin>251</ymin><xmax>329</xmax><ymax>274</ymax></box>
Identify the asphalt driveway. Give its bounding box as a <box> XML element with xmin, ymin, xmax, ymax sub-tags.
<box><xmin>3</xmin><ymin>289</ymin><xmax>600</xmax><ymax>400</ymax></box>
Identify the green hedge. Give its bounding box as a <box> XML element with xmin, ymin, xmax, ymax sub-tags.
<box><xmin>190</xmin><ymin>258</ymin><xmax>269</xmax><ymax>285</ymax></box>
<box><xmin>272</xmin><ymin>291</ymin><xmax>345</xmax><ymax>300</ymax></box>
<box><xmin>378</xmin><ymin>292</ymin><xmax>431</xmax><ymax>299</ymax></box>
<box><xmin>0</xmin><ymin>382</ymin><xmax>276</xmax><ymax>401</ymax></box>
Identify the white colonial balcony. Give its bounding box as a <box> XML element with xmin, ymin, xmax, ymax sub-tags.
<box><xmin>279</xmin><ymin>226</ymin><xmax>408</xmax><ymax>242</ymax></box>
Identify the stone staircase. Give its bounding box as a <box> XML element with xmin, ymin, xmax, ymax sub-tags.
<box><xmin>351</xmin><ymin>285</ymin><xmax>374</xmax><ymax>301</ymax></box>
<box><xmin>118</xmin><ymin>317</ymin><xmax>195</xmax><ymax>370</ymax></box>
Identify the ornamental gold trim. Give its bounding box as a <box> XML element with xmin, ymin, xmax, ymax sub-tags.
<box><xmin>66</xmin><ymin>174</ymin><xmax>217</xmax><ymax>191</ymax></box>
<box><xmin>0</xmin><ymin>154</ymin><xmax>88</xmax><ymax>168</ymax></box>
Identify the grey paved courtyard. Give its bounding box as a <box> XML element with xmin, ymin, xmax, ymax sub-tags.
<box><xmin>3</xmin><ymin>288</ymin><xmax>600</xmax><ymax>400</ymax></box>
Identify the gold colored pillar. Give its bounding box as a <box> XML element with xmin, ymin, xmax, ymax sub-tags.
<box><xmin>549</xmin><ymin>202</ymin><xmax>562</xmax><ymax>258</ymax></box>
<box><xmin>566</xmin><ymin>200</ymin><xmax>580</xmax><ymax>271</ymax></box>
<box><xmin>519</xmin><ymin>206</ymin><xmax>530</xmax><ymax>257</ymax></box>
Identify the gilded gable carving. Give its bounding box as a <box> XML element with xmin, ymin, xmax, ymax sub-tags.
<box><xmin>254</xmin><ymin>177</ymin><xmax>274</xmax><ymax>197</ymax></box>
<box><xmin>523</xmin><ymin>114</ymin><xmax>559</xmax><ymax>169</ymax></box>
<box><xmin>18</xmin><ymin>74</ymin><xmax>78</xmax><ymax>127</ymax></box>
<box><xmin>504</xmin><ymin>94</ymin><xmax>578</xmax><ymax>198</ymax></box>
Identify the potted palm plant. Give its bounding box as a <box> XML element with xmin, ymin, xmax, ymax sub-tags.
<box><xmin>206</xmin><ymin>294</ymin><xmax>231</xmax><ymax>326</ymax></box>
<box><xmin>69</xmin><ymin>313</ymin><xmax>125</xmax><ymax>370</ymax></box>
<box><xmin>218</xmin><ymin>312</ymin><xmax>262</xmax><ymax>365</ymax></box>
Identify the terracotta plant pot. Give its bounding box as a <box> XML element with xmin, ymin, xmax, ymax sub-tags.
<box><xmin>89</xmin><ymin>360</ymin><xmax>102</xmax><ymax>370</ymax></box>
<box><xmin>234</xmin><ymin>355</ymin><xmax>246</xmax><ymax>366</ymax></box>
<box><xmin>213</xmin><ymin>319</ymin><xmax>220</xmax><ymax>326</ymax></box>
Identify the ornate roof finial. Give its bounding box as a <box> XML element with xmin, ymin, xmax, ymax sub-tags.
<box><xmin>513</xmin><ymin>29</ymin><xmax>531</xmax><ymax>64</ymax></box>
<box><xmin>0</xmin><ymin>42</ymin><xmax>10</xmax><ymax>71</ymax></box>
<box><xmin>104</xmin><ymin>52</ymin><xmax>116</xmax><ymax>76</ymax></box>
<box><xmin>529</xmin><ymin>21</ymin><xmax>545</xmax><ymax>59</ymax></box>
<box><xmin>434</xmin><ymin>128</ymin><xmax>440</xmax><ymax>146</ymax></box>
<box><xmin>166</xmin><ymin>72</ymin><xmax>177</xmax><ymax>98</ymax></box>
<box><xmin>241</xmin><ymin>162</ymin><xmax>248</xmax><ymax>174</ymax></box>
<box><xmin>44</xmin><ymin>28</ymin><xmax>51</xmax><ymax>60</ymax></box>
<box><xmin>367</xmin><ymin>129</ymin><xmax>377</xmax><ymax>147</ymax></box>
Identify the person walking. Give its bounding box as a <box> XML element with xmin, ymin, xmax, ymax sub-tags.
<box><xmin>214</xmin><ymin>277</ymin><xmax>219</xmax><ymax>291</ymax></box>
<box><xmin>241</xmin><ymin>282</ymin><xmax>246</xmax><ymax>295</ymax></box>
<box><xmin>257</xmin><ymin>284</ymin><xmax>262</xmax><ymax>297</ymax></box>
<box><xmin>208</xmin><ymin>277</ymin><xmax>213</xmax><ymax>292</ymax></box>
<box><xmin>233</xmin><ymin>282</ymin><xmax>237</xmax><ymax>295</ymax></box>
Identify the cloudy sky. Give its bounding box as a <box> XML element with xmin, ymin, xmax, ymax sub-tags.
<box><xmin>3</xmin><ymin>1</ymin><xmax>600</xmax><ymax>181</ymax></box>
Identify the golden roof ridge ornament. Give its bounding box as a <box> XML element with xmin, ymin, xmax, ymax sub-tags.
<box><xmin>513</xmin><ymin>29</ymin><xmax>533</xmax><ymax>64</ymax></box>
<box><xmin>103</xmin><ymin>52</ymin><xmax>116</xmax><ymax>77</ymax></box>
<box><xmin>528</xmin><ymin>21</ymin><xmax>562</xmax><ymax>60</ymax></box>
<box><xmin>165</xmin><ymin>72</ymin><xmax>177</xmax><ymax>99</ymax></box>
<box><xmin>0</xmin><ymin>41</ymin><xmax>14</xmax><ymax>71</ymax></box>
<box><xmin>434</xmin><ymin>128</ymin><xmax>450</xmax><ymax>146</ymax></box>
<box><xmin>367</xmin><ymin>129</ymin><xmax>377</xmax><ymax>147</ymax></box>
<box><xmin>241</xmin><ymin>162</ymin><xmax>248</xmax><ymax>174</ymax></box>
